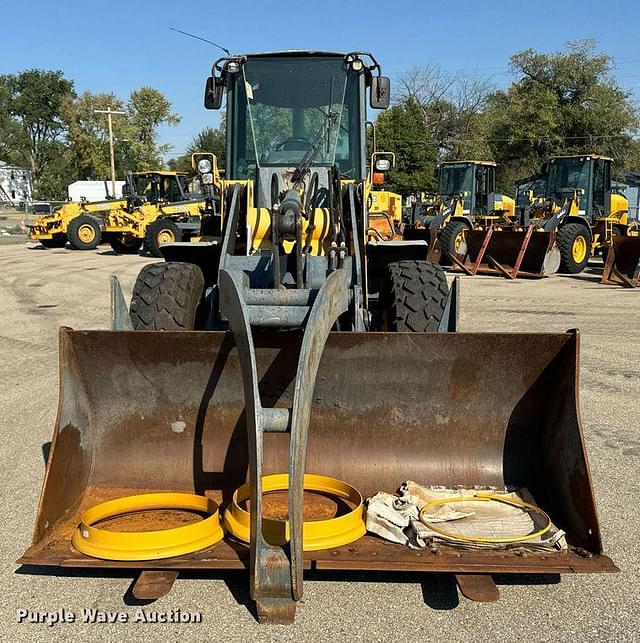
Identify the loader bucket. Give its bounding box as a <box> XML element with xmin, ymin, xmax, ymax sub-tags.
<box><xmin>402</xmin><ymin>226</ymin><xmax>442</xmax><ymax>262</ymax></box>
<box><xmin>452</xmin><ymin>229</ymin><xmax>559</xmax><ymax>278</ymax></box>
<box><xmin>21</xmin><ymin>327</ymin><xmax>615</xmax><ymax>581</ymax></box>
<box><xmin>601</xmin><ymin>236</ymin><xmax>640</xmax><ymax>287</ymax></box>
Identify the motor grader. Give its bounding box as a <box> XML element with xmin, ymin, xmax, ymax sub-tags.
<box><xmin>27</xmin><ymin>170</ymin><xmax>205</xmax><ymax>254</ymax></box>
<box><xmin>405</xmin><ymin>160</ymin><xmax>515</xmax><ymax>263</ymax></box>
<box><xmin>21</xmin><ymin>50</ymin><xmax>616</xmax><ymax>624</ymax></box>
<box><xmin>452</xmin><ymin>155</ymin><xmax>630</xmax><ymax>279</ymax></box>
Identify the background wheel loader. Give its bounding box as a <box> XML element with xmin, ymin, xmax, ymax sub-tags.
<box><xmin>366</xmin><ymin>151</ymin><xmax>404</xmax><ymax>241</ymax></box>
<box><xmin>21</xmin><ymin>50</ymin><xmax>616</xmax><ymax>625</ymax></box>
<box><xmin>405</xmin><ymin>161</ymin><xmax>515</xmax><ymax>263</ymax></box>
<box><xmin>27</xmin><ymin>192</ymin><xmax>127</xmax><ymax>249</ymax></box>
<box><xmin>452</xmin><ymin>155</ymin><xmax>630</xmax><ymax>279</ymax></box>
<box><xmin>27</xmin><ymin>170</ymin><xmax>206</xmax><ymax>254</ymax></box>
<box><xmin>102</xmin><ymin>168</ymin><xmax>208</xmax><ymax>256</ymax></box>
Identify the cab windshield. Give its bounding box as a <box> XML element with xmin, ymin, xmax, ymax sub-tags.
<box><xmin>439</xmin><ymin>164</ymin><xmax>473</xmax><ymax>196</ymax></box>
<box><xmin>439</xmin><ymin>164</ymin><xmax>474</xmax><ymax>208</ymax></box>
<box><xmin>229</xmin><ymin>56</ymin><xmax>361</xmax><ymax>179</ymax></box>
<box><xmin>133</xmin><ymin>174</ymin><xmax>185</xmax><ymax>202</ymax></box>
<box><xmin>547</xmin><ymin>158</ymin><xmax>590</xmax><ymax>196</ymax></box>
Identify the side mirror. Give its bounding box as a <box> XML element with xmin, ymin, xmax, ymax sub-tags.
<box><xmin>370</xmin><ymin>76</ymin><xmax>390</xmax><ymax>110</ymax></box>
<box><xmin>204</xmin><ymin>76</ymin><xmax>224</xmax><ymax>110</ymax></box>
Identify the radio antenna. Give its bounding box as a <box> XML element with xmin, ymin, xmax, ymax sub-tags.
<box><xmin>169</xmin><ymin>27</ymin><xmax>231</xmax><ymax>55</ymax></box>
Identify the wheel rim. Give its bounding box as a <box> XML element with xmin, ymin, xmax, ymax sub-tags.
<box><xmin>454</xmin><ymin>231</ymin><xmax>465</xmax><ymax>253</ymax></box>
<box><xmin>78</xmin><ymin>224</ymin><xmax>96</xmax><ymax>243</ymax></box>
<box><xmin>572</xmin><ymin>235</ymin><xmax>587</xmax><ymax>263</ymax></box>
<box><xmin>157</xmin><ymin>229</ymin><xmax>175</xmax><ymax>244</ymax></box>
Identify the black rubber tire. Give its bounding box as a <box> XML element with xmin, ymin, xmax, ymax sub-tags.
<box><xmin>439</xmin><ymin>220</ymin><xmax>469</xmax><ymax>264</ymax></box>
<box><xmin>67</xmin><ymin>215</ymin><xmax>101</xmax><ymax>250</ymax></box>
<box><xmin>130</xmin><ymin>262</ymin><xmax>205</xmax><ymax>330</ymax></box>
<box><xmin>109</xmin><ymin>234</ymin><xmax>142</xmax><ymax>254</ymax></box>
<box><xmin>39</xmin><ymin>235</ymin><xmax>67</xmax><ymax>248</ymax></box>
<box><xmin>557</xmin><ymin>223</ymin><xmax>591</xmax><ymax>274</ymax></box>
<box><xmin>379</xmin><ymin>260</ymin><xmax>449</xmax><ymax>332</ymax></box>
<box><xmin>145</xmin><ymin>219</ymin><xmax>182</xmax><ymax>258</ymax></box>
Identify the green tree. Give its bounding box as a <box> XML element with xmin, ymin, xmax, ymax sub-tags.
<box><xmin>0</xmin><ymin>69</ymin><xmax>74</xmax><ymax>195</ymax></box>
<box><xmin>63</xmin><ymin>91</ymin><xmax>126</xmax><ymax>180</ymax></box>
<box><xmin>375</xmin><ymin>98</ymin><xmax>438</xmax><ymax>195</ymax></box>
<box><xmin>123</xmin><ymin>87</ymin><xmax>180</xmax><ymax>169</ymax></box>
<box><xmin>483</xmin><ymin>40</ymin><xmax>640</xmax><ymax>190</ymax></box>
<box><xmin>168</xmin><ymin>123</ymin><xmax>226</xmax><ymax>172</ymax></box>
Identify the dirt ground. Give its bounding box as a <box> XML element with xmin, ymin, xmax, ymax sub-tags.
<box><xmin>0</xmin><ymin>242</ymin><xmax>638</xmax><ymax>642</ymax></box>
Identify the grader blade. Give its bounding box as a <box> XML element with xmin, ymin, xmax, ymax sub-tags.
<box><xmin>21</xmin><ymin>327</ymin><xmax>616</xmax><ymax>597</ymax></box>
<box><xmin>451</xmin><ymin>228</ymin><xmax>560</xmax><ymax>278</ymax></box>
<box><xmin>601</xmin><ymin>236</ymin><xmax>640</xmax><ymax>287</ymax></box>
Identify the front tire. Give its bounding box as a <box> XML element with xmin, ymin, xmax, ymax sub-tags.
<box><xmin>557</xmin><ymin>223</ymin><xmax>591</xmax><ymax>273</ymax></box>
<box><xmin>145</xmin><ymin>219</ymin><xmax>182</xmax><ymax>258</ymax></box>
<box><xmin>108</xmin><ymin>234</ymin><xmax>142</xmax><ymax>254</ymax></box>
<box><xmin>379</xmin><ymin>260</ymin><xmax>449</xmax><ymax>332</ymax></box>
<box><xmin>39</xmin><ymin>235</ymin><xmax>67</xmax><ymax>248</ymax></box>
<box><xmin>130</xmin><ymin>262</ymin><xmax>205</xmax><ymax>330</ymax></box>
<box><xmin>439</xmin><ymin>221</ymin><xmax>469</xmax><ymax>264</ymax></box>
<box><xmin>67</xmin><ymin>215</ymin><xmax>101</xmax><ymax>250</ymax></box>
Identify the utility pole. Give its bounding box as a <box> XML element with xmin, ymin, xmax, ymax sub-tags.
<box><xmin>94</xmin><ymin>108</ymin><xmax>126</xmax><ymax>197</ymax></box>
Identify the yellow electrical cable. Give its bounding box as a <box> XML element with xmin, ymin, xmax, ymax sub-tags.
<box><xmin>418</xmin><ymin>493</ymin><xmax>552</xmax><ymax>544</ymax></box>
<box><xmin>72</xmin><ymin>492</ymin><xmax>224</xmax><ymax>561</ymax></box>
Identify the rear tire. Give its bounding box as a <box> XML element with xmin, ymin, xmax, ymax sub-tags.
<box><xmin>379</xmin><ymin>260</ymin><xmax>449</xmax><ymax>332</ymax></box>
<box><xmin>130</xmin><ymin>262</ymin><xmax>205</xmax><ymax>330</ymax></box>
<box><xmin>67</xmin><ymin>215</ymin><xmax>101</xmax><ymax>250</ymax></box>
<box><xmin>557</xmin><ymin>223</ymin><xmax>591</xmax><ymax>273</ymax></box>
<box><xmin>109</xmin><ymin>234</ymin><xmax>142</xmax><ymax>254</ymax></box>
<box><xmin>439</xmin><ymin>221</ymin><xmax>469</xmax><ymax>264</ymax></box>
<box><xmin>39</xmin><ymin>235</ymin><xmax>67</xmax><ymax>248</ymax></box>
<box><xmin>145</xmin><ymin>219</ymin><xmax>182</xmax><ymax>258</ymax></box>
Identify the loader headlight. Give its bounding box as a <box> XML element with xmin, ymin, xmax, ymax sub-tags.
<box><xmin>201</xmin><ymin>173</ymin><xmax>214</xmax><ymax>185</ymax></box>
<box><xmin>197</xmin><ymin>158</ymin><xmax>213</xmax><ymax>174</ymax></box>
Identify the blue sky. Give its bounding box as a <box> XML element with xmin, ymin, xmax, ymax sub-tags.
<box><xmin>2</xmin><ymin>0</ymin><xmax>639</xmax><ymax>160</ymax></box>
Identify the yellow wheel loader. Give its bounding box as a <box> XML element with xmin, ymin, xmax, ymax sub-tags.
<box><xmin>27</xmin><ymin>193</ymin><xmax>127</xmax><ymax>250</ymax></box>
<box><xmin>102</xmin><ymin>169</ymin><xmax>207</xmax><ymax>257</ymax></box>
<box><xmin>453</xmin><ymin>155</ymin><xmax>629</xmax><ymax>279</ymax></box>
<box><xmin>405</xmin><ymin>161</ymin><xmax>515</xmax><ymax>264</ymax></box>
<box><xmin>28</xmin><ymin>171</ymin><xmax>206</xmax><ymax>254</ymax></box>
<box><xmin>366</xmin><ymin>152</ymin><xmax>403</xmax><ymax>240</ymax></box>
<box><xmin>21</xmin><ymin>51</ymin><xmax>616</xmax><ymax>624</ymax></box>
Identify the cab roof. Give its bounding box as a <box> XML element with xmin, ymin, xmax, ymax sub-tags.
<box><xmin>550</xmin><ymin>154</ymin><xmax>613</xmax><ymax>162</ymax></box>
<box><xmin>438</xmin><ymin>160</ymin><xmax>497</xmax><ymax>167</ymax></box>
<box><xmin>133</xmin><ymin>171</ymin><xmax>188</xmax><ymax>177</ymax></box>
<box><xmin>240</xmin><ymin>51</ymin><xmax>348</xmax><ymax>59</ymax></box>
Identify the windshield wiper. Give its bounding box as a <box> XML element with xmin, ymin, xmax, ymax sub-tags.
<box><xmin>291</xmin><ymin>108</ymin><xmax>339</xmax><ymax>184</ymax></box>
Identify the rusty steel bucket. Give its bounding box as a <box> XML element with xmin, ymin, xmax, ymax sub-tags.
<box><xmin>20</xmin><ymin>327</ymin><xmax>616</xmax><ymax>596</ymax></box>
<box><xmin>601</xmin><ymin>236</ymin><xmax>640</xmax><ymax>287</ymax></box>
<box><xmin>452</xmin><ymin>228</ymin><xmax>560</xmax><ymax>278</ymax></box>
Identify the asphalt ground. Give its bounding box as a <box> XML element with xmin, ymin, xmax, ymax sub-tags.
<box><xmin>0</xmin><ymin>242</ymin><xmax>638</xmax><ymax>642</ymax></box>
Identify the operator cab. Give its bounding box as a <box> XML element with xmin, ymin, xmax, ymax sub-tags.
<box><xmin>546</xmin><ymin>155</ymin><xmax>612</xmax><ymax>219</ymax></box>
<box><xmin>126</xmin><ymin>172</ymin><xmax>190</xmax><ymax>204</ymax></box>
<box><xmin>437</xmin><ymin>161</ymin><xmax>496</xmax><ymax>214</ymax></box>
<box><xmin>204</xmin><ymin>51</ymin><xmax>390</xmax><ymax>209</ymax></box>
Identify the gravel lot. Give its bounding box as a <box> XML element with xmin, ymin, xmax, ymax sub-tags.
<box><xmin>0</xmin><ymin>242</ymin><xmax>638</xmax><ymax>642</ymax></box>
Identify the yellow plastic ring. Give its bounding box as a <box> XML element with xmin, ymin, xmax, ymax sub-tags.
<box><xmin>419</xmin><ymin>494</ymin><xmax>552</xmax><ymax>544</ymax></box>
<box><xmin>223</xmin><ymin>474</ymin><xmax>366</xmax><ymax>552</ymax></box>
<box><xmin>72</xmin><ymin>492</ymin><xmax>224</xmax><ymax>561</ymax></box>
